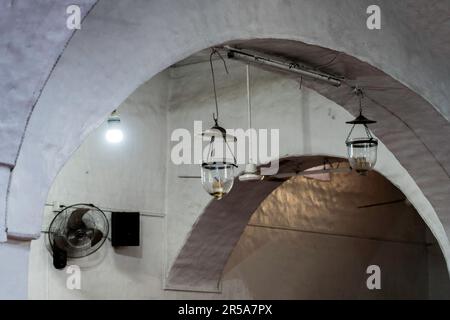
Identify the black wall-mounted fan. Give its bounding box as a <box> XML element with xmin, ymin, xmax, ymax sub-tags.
<box><xmin>46</xmin><ymin>204</ymin><xmax>109</xmax><ymax>269</ymax></box>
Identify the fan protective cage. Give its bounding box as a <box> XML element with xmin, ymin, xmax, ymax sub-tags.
<box><xmin>46</xmin><ymin>204</ymin><xmax>109</xmax><ymax>259</ymax></box>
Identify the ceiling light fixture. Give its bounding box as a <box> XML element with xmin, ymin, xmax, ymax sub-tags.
<box><xmin>345</xmin><ymin>88</ymin><xmax>378</xmax><ymax>175</ymax></box>
<box><xmin>200</xmin><ymin>49</ymin><xmax>237</xmax><ymax>200</ymax></box>
<box><xmin>105</xmin><ymin>110</ymin><xmax>124</xmax><ymax>144</ymax></box>
<box><xmin>239</xmin><ymin>65</ymin><xmax>263</xmax><ymax>182</ymax></box>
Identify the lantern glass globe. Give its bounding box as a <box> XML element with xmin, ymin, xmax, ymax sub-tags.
<box><xmin>201</xmin><ymin>162</ymin><xmax>235</xmax><ymax>200</ymax></box>
<box><xmin>346</xmin><ymin>138</ymin><xmax>377</xmax><ymax>175</ymax></box>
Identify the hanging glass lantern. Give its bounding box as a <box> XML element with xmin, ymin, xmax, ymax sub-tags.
<box><xmin>200</xmin><ymin>49</ymin><xmax>237</xmax><ymax>199</ymax></box>
<box><xmin>201</xmin><ymin>123</ymin><xmax>237</xmax><ymax>199</ymax></box>
<box><xmin>345</xmin><ymin>89</ymin><xmax>378</xmax><ymax>175</ymax></box>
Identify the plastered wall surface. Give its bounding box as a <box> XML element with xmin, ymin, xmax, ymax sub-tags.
<box><xmin>225</xmin><ymin>227</ymin><xmax>429</xmax><ymax>299</ymax></box>
<box><xmin>0</xmin><ymin>0</ymin><xmax>96</xmax><ymax>241</ymax></box>
<box><xmin>0</xmin><ymin>0</ymin><xmax>96</xmax><ymax>165</ymax></box>
<box><xmin>0</xmin><ymin>240</ymin><xmax>30</xmax><ymax>299</ymax></box>
<box><xmin>47</xmin><ymin>71</ymin><xmax>169</xmax><ymax>215</ymax></box>
<box><xmin>28</xmin><ymin>64</ymin><xmax>450</xmax><ymax>299</ymax></box>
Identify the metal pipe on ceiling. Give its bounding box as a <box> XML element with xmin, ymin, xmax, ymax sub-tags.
<box><xmin>224</xmin><ymin>45</ymin><xmax>342</xmax><ymax>87</ymax></box>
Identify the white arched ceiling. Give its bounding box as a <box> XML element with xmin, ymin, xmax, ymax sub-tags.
<box><xmin>3</xmin><ymin>0</ymin><xmax>449</xmax><ymax>284</ymax></box>
<box><xmin>0</xmin><ymin>0</ymin><xmax>97</xmax><ymax>240</ymax></box>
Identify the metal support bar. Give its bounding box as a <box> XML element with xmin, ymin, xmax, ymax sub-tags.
<box><xmin>44</xmin><ymin>203</ymin><xmax>165</xmax><ymax>218</ymax></box>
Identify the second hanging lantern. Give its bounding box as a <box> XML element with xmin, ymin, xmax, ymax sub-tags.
<box><xmin>345</xmin><ymin>88</ymin><xmax>378</xmax><ymax>175</ymax></box>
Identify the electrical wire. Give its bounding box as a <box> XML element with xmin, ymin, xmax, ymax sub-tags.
<box><xmin>314</xmin><ymin>52</ymin><xmax>341</xmax><ymax>71</ymax></box>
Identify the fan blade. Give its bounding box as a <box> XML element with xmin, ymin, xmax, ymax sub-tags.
<box><xmin>272</xmin><ymin>172</ymin><xmax>297</xmax><ymax>178</ymax></box>
<box><xmin>264</xmin><ymin>177</ymin><xmax>289</xmax><ymax>182</ymax></box>
<box><xmin>274</xmin><ymin>167</ymin><xmax>351</xmax><ymax>178</ymax></box>
<box><xmin>91</xmin><ymin>229</ymin><xmax>104</xmax><ymax>247</ymax></box>
<box><xmin>67</xmin><ymin>208</ymin><xmax>89</xmax><ymax>230</ymax></box>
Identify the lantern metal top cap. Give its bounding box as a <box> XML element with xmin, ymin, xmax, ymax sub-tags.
<box><xmin>201</xmin><ymin>124</ymin><xmax>237</xmax><ymax>142</ymax></box>
<box><xmin>346</xmin><ymin>113</ymin><xmax>376</xmax><ymax>125</ymax></box>
<box><xmin>201</xmin><ymin>161</ymin><xmax>237</xmax><ymax>168</ymax></box>
<box><xmin>345</xmin><ymin>137</ymin><xmax>378</xmax><ymax>147</ymax></box>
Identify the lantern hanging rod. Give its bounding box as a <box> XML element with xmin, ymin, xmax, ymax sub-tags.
<box><xmin>223</xmin><ymin>46</ymin><xmax>342</xmax><ymax>87</ymax></box>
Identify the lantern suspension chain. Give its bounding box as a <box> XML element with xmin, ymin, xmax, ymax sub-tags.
<box><xmin>209</xmin><ymin>48</ymin><xmax>229</xmax><ymax>124</ymax></box>
<box><xmin>208</xmin><ymin>136</ymin><xmax>215</xmax><ymax>158</ymax></box>
<box><xmin>345</xmin><ymin>119</ymin><xmax>356</xmax><ymax>142</ymax></box>
<box><xmin>345</xmin><ymin>86</ymin><xmax>369</xmax><ymax>142</ymax></box>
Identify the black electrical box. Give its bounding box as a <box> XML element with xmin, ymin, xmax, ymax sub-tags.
<box><xmin>111</xmin><ymin>212</ymin><xmax>140</xmax><ymax>247</ymax></box>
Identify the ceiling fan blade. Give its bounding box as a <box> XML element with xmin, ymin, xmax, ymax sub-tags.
<box><xmin>264</xmin><ymin>176</ymin><xmax>289</xmax><ymax>182</ymax></box>
<box><xmin>273</xmin><ymin>172</ymin><xmax>298</xmax><ymax>178</ymax></box>
<box><xmin>273</xmin><ymin>167</ymin><xmax>351</xmax><ymax>179</ymax></box>
<box><xmin>90</xmin><ymin>229</ymin><xmax>104</xmax><ymax>247</ymax></box>
<box><xmin>67</xmin><ymin>208</ymin><xmax>89</xmax><ymax>230</ymax></box>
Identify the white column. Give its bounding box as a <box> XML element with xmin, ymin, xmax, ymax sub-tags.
<box><xmin>0</xmin><ymin>240</ymin><xmax>31</xmax><ymax>299</ymax></box>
